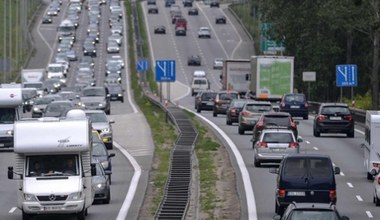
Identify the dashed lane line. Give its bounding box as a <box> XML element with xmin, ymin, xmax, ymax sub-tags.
<box><xmin>347</xmin><ymin>182</ymin><xmax>354</xmax><ymax>188</ymax></box>
<box><xmin>356</xmin><ymin>195</ymin><xmax>363</xmax><ymax>202</ymax></box>
<box><xmin>366</xmin><ymin>211</ymin><xmax>373</xmax><ymax>218</ymax></box>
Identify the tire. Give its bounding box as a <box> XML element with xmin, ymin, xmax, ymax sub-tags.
<box><xmin>213</xmin><ymin>111</ymin><xmax>217</xmax><ymax>117</ymax></box>
<box><xmin>77</xmin><ymin>208</ymin><xmax>86</xmax><ymax>220</ymax></box>
<box><xmin>275</xmin><ymin>202</ymin><xmax>284</xmax><ymax>215</ymax></box>
<box><xmin>106</xmin><ymin>109</ymin><xmax>111</xmax><ymax>115</ymax></box>
<box><xmin>347</xmin><ymin>130</ymin><xmax>355</xmax><ymax>138</ymax></box>
<box><xmin>368</xmin><ymin>172</ymin><xmax>373</xmax><ymax>180</ymax></box>
<box><xmin>109</xmin><ymin>174</ymin><xmax>112</xmax><ymax>185</ymax></box>
<box><xmin>22</xmin><ymin>211</ymin><xmax>31</xmax><ymax>220</ymax></box>
<box><xmin>254</xmin><ymin>158</ymin><xmax>261</xmax><ymax>167</ymax></box>
<box><xmin>106</xmin><ymin>143</ymin><xmax>113</xmax><ymax>150</ymax></box>
<box><xmin>313</xmin><ymin>128</ymin><xmax>320</xmax><ymax>137</ymax></box>
<box><xmin>226</xmin><ymin>118</ymin><xmax>232</xmax><ymax>125</ymax></box>
<box><xmin>238</xmin><ymin>127</ymin><xmax>244</xmax><ymax>135</ymax></box>
<box><xmin>376</xmin><ymin>195</ymin><xmax>380</xmax><ymax>206</ymax></box>
<box><xmin>103</xmin><ymin>189</ymin><xmax>111</xmax><ymax>204</ymax></box>
<box><xmin>121</xmin><ymin>98</ymin><xmax>124</xmax><ymax>103</ymax></box>
<box><xmin>303</xmin><ymin>115</ymin><xmax>309</xmax><ymax>120</ymax></box>
<box><xmin>197</xmin><ymin>107</ymin><xmax>201</xmax><ymax>113</ymax></box>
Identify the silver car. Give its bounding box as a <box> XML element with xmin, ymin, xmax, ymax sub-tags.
<box><xmin>107</xmin><ymin>40</ymin><xmax>120</xmax><ymax>53</ymax></box>
<box><xmin>253</xmin><ymin>128</ymin><xmax>302</xmax><ymax>167</ymax></box>
<box><xmin>198</xmin><ymin>27</ymin><xmax>211</xmax><ymax>38</ymax></box>
<box><xmin>92</xmin><ymin>161</ymin><xmax>111</xmax><ymax>204</ymax></box>
<box><xmin>238</xmin><ymin>101</ymin><xmax>273</xmax><ymax>135</ymax></box>
<box><xmin>85</xmin><ymin>110</ymin><xmax>114</xmax><ymax>149</ymax></box>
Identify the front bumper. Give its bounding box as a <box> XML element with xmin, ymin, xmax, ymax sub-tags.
<box><xmin>22</xmin><ymin>200</ymin><xmax>84</xmax><ymax>214</ymax></box>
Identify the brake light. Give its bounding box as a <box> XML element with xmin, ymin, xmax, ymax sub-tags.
<box><xmin>318</xmin><ymin>115</ymin><xmax>327</xmax><ymax>121</ymax></box>
<box><xmin>378</xmin><ymin>177</ymin><xmax>380</xmax><ymax>185</ymax></box>
<box><xmin>373</xmin><ymin>163</ymin><xmax>380</xmax><ymax>168</ymax></box>
<box><xmin>230</xmin><ymin>108</ymin><xmax>236</xmax><ymax>113</ymax></box>
<box><xmin>329</xmin><ymin>190</ymin><xmax>336</xmax><ymax>202</ymax></box>
<box><xmin>288</xmin><ymin>142</ymin><xmax>299</xmax><ymax>148</ymax></box>
<box><xmin>280</xmin><ymin>102</ymin><xmax>285</xmax><ymax>108</ymax></box>
<box><xmin>305</xmin><ymin>102</ymin><xmax>309</xmax><ymax>108</ymax></box>
<box><xmin>278</xmin><ymin>189</ymin><xmax>286</xmax><ymax>198</ymax></box>
<box><xmin>241</xmin><ymin>111</ymin><xmax>250</xmax><ymax>116</ymax></box>
<box><xmin>257</xmin><ymin>142</ymin><xmax>268</xmax><ymax>148</ymax></box>
<box><xmin>256</xmin><ymin>121</ymin><xmax>263</xmax><ymax>129</ymax></box>
<box><xmin>215</xmin><ymin>99</ymin><xmax>220</xmax><ymax>104</ymax></box>
<box><xmin>344</xmin><ymin>115</ymin><xmax>353</xmax><ymax>121</ymax></box>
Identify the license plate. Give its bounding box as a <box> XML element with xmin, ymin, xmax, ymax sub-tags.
<box><xmin>290</xmin><ymin>105</ymin><xmax>300</xmax><ymax>109</ymax></box>
<box><xmin>287</xmin><ymin>191</ymin><xmax>305</xmax><ymax>196</ymax></box>
<box><xmin>330</xmin><ymin>116</ymin><xmax>341</xmax><ymax>120</ymax></box>
<box><xmin>270</xmin><ymin>148</ymin><xmax>284</xmax><ymax>152</ymax></box>
<box><xmin>44</xmin><ymin>206</ymin><xmax>60</xmax><ymax>210</ymax></box>
<box><xmin>207</xmin><ymin>102</ymin><xmax>213</xmax><ymax>106</ymax></box>
<box><xmin>0</xmin><ymin>143</ymin><xmax>4</xmax><ymax>147</ymax></box>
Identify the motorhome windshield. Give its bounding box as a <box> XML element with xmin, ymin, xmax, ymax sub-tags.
<box><xmin>0</xmin><ymin>108</ymin><xmax>16</xmax><ymax>124</ymax></box>
<box><xmin>26</xmin><ymin>155</ymin><xmax>79</xmax><ymax>177</ymax></box>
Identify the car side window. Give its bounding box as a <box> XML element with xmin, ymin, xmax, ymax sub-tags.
<box><xmin>309</xmin><ymin>158</ymin><xmax>332</xmax><ymax>177</ymax></box>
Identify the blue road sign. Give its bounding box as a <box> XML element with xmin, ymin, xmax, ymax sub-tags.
<box><xmin>336</xmin><ymin>64</ymin><xmax>357</xmax><ymax>87</ymax></box>
<box><xmin>155</xmin><ymin>60</ymin><xmax>176</xmax><ymax>82</ymax></box>
<box><xmin>136</xmin><ymin>59</ymin><xmax>149</xmax><ymax>72</ymax></box>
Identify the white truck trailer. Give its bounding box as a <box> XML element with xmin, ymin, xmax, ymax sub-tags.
<box><xmin>363</xmin><ymin>111</ymin><xmax>380</xmax><ymax>180</ymax></box>
<box><xmin>0</xmin><ymin>84</ymin><xmax>22</xmax><ymax>149</ymax></box>
<box><xmin>7</xmin><ymin>109</ymin><xmax>95</xmax><ymax>220</ymax></box>
<box><xmin>220</xmin><ymin>59</ymin><xmax>251</xmax><ymax>95</ymax></box>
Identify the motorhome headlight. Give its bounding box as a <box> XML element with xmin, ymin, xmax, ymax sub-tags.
<box><xmin>24</xmin><ymin>193</ymin><xmax>37</xmax><ymax>201</ymax></box>
<box><xmin>6</xmin><ymin>130</ymin><xmax>13</xmax><ymax>136</ymax></box>
<box><xmin>101</xmin><ymin>161</ymin><xmax>109</xmax><ymax>170</ymax></box>
<box><xmin>67</xmin><ymin>192</ymin><xmax>82</xmax><ymax>201</ymax></box>
<box><xmin>101</xmin><ymin>128</ymin><xmax>111</xmax><ymax>133</ymax></box>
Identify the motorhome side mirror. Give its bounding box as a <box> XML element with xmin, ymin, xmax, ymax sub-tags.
<box><xmin>109</xmin><ymin>119</ymin><xmax>115</xmax><ymax>124</ymax></box>
<box><xmin>370</xmin><ymin>169</ymin><xmax>378</xmax><ymax>176</ymax></box>
<box><xmin>273</xmin><ymin>215</ymin><xmax>281</xmax><ymax>220</ymax></box>
<box><xmin>109</xmin><ymin>153</ymin><xmax>115</xmax><ymax>158</ymax></box>
<box><xmin>269</xmin><ymin>168</ymin><xmax>279</xmax><ymax>174</ymax></box>
<box><xmin>334</xmin><ymin>166</ymin><xmax>341</xmax><ymax>175</ymax></box>
<box><xmin>341</xmin><ymin>216</ymin><xmax>349</xmax><ymax>220</ymax></box>
<box><xmin>91</xmin><ymin>164</ymin><xmax>96</xmax><ymax>176</ymax></box>
<box><xmin>8</xmin><ymin>166</ymin><xmax>13</xmax><ymax>179</ymax></box>
<box><xmin>76</xmin><ymin>95</ymin><xmax>80</xmax><ymax>99</ymax></box>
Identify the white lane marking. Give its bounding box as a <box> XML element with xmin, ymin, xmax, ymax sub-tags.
<box><xmin>305</xmin><ymin>140</ymin><xmax>310</xmax><ymax>144</ymax></box>
<box><xmin>332</xmin><ymin>163</ymin><xmax>336</xmax><ymax>167</ymax></box>
<box><xmin>340</xmin><ymin>172</ymin><xmax>345</xmax><ymax>176</ymax></box>
<box><xmin>313</xmin><ymin>147</ymin><xmax>319</xmax><ymax>151</ymax></box>
<box><xmin>37</xmin><ymin>6</ymin><xmax>53</xmax><ymax>61</ymax></box>
<box><xmin>366</xmin><ymin>211</ymin><xmax>373</xmax><ymax>218</ymax></box>
<box><xmin>8</xmin><ymin>207</ymin><xmax>17</xmax><ymax>213</ymax></box>
<box><xmin>115</xmin><ymin>141</ymin><xmax>142</xmax><ymax>220</ymax></box>
<box><xmin>356</xmin><ymin>195</ymin><xmax>363</xmax><ymax>201</ymax></box>
<box><xmin>347</xmin><ymin>182</ymin><xmax>354</xmax><ymax>188</ymax></box>
<box><xmin>181</xmin><ymin>106</ymin><xmax>258</xmax><ymax>220</ymax></box>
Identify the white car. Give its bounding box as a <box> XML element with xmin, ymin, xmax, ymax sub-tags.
<box><xmin>213</xmin><ymin>58</ymin><xmax>223</xmax><ymax>69</ymax></box>
<box><xmin>198</xmin><ymin>27</ymin><xmax>211</xmax><ymax>38</ymax></box>
<box><xmin>253</xmin><ymin>128</ymin><xmax>302</xmax><ymax>167</ymax></box>
<box><xmin>107</xmin><ymin>40</ymin><xmax>120</xmax><ymax>53</ymax></box>
<box><xmin>193</xmin><ymin>70</ymin><xmax>206</xmax><ymax>78</ymax></box>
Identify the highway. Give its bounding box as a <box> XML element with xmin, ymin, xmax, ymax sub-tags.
<box><xmin>143</xmin><ymin>1</ymin><xmax>380</xmax><ymax>220</ymax></box>
<box><xmin>0</xmin><ymin>0</ymin><xmax>152</xmax><ymax>219</ymax></box>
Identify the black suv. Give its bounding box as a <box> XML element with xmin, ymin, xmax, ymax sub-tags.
<box><xmin>270</xmin><ymin>154</ymin><xmax>341</xmax><ymax>215</ymax></box>
<box><xmin>252</xmin><ymin>112</ymin><xmax>298</xmax><ymax>143</ymax></box>
<box><xmin>313</xmin><ymin>103</ymin><xmax>354</xmax><ymax>137</ymax></box>
<box><xmin>279</xmin><ymin>93</ymin><xmax>309</xmax><ymax>119</ymax></box>
<box><xmin>195</xmin><ymin>90</ymin><xmax>217</xmax><ymax>112</ymax></box>
<box><xmin>273</xmin><ymin>202</ymin><xmax>349</xmax><ymax>220</ymax></box>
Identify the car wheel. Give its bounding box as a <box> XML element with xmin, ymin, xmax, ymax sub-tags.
<box><xmin>108</xmin><ymin>174</ymin><xmax>112</xmax><ymax>185</ymax></box>
<box><xmin>254</xmin><ymin>159</ymin><xmax>261</xmax><ymax>167</ymax></box>
<box><xmin>347</xmin><ymin>130</ymin><xmax>355</xmax><ymax>138</ymax></box>
<box><xmin>213</xmin><ymin>111</ymin><xmax>217</xmax><ymax>117</ymax></box>
<box><xmin>103</xmin><ymin>189</ymin><xmax>111</xmax><ymax>204</ymax></box>
<box><xmin>106</xmin><ymin>143</ymin><xmax>113</xmax><ymax>150</ymax></box>
<box><xmin>22</xmin><ymin>211</ymin><xmax>31</xmax><ymax>220</ymax></box>
<box><xmin>368</xmin><ymin>172</ymin><xmax>373</xmax><ymax>180</ymax></box>
<box><xmin>197</xmin><ymin>107</ymin><xmax>201</xmax><ymax>113</ymax></box>
<box><xmin>77</xmin><ymin>208</ymin><xmax>86</xmax><ymax>220</ymax></box>
<box><xmin>376</xmin><ymin>195</ymin><xmax>380</xmax><ymax>206</ymax></box>
<box><xmin>121</xmin><ymin>98</ymin><xmax>124</xmax><ymax>103</ymax></box>
<box><xmin>106</xmin><ymin>109</ymin><xmax>111</xmax><ymax>115</ymax></box>
<box><xmin>313</xmin><ymin>128</ymin><xmax>320</xmax><ymax>137</ymax></box>
<box><xmin>303</xmin><ymin>115</ymin><xmax>309</xmax><ymax>120</ymax></box>
<box><xmin>226</xmin><ymin>118</ymin><xmax>232</xmax><ymax>125</ymax></box>
<box><xmin>275</xmin><ymin>202</ymin><xmax>284</xmax><ymax>215</ymax></box>
<box><xmin>238</xmin><ymin>126</ymin><xmax>244</xmax><ymax>135</ymax></box>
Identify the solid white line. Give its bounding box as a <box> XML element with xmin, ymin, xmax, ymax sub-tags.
<box><xmin>366</xmin><ymin>211</ymin><xmax>373</xmax><ymax>218</ymax></box>
<box><xmin>356</xmin><ymin>195</ymin><xmax>363</xmax><ymax>202</ymax></box>
<box><xmin>122</xmin><ymin>2</ymin><xmax>139</xmax><ymax>114</ymax></box>
<box><xmin>181</xmin><ymin>106</ymin><xmax>258</xmax><ymax>220</ymax></box>
<box><xmin>313</xmin><ymin>147</ymin><xmax>318</xmax><ymax>151</ymax></box>
<box><xmin>8</xmin><ymin>207</ymin><xmax>17</xmax><ymax>213</ymax></box>
<box><xmin>37</xmin><ymin>6</ymin><xmax>53</xmax><ymax>61</ymax></box>
<box><xmin>347</xmin><ymin>182</ymin><xmax>353</xmax><ymax>188</ymax></box>
<box><xmin>114</xmin><ymin>141</ymin><xmax>142</xmax><ymax>220</ymax></box>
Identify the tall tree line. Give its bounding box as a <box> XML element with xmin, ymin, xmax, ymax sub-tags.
<box><xmin>258</xmin><ymin>0</ymin><xmax>379</xmax><ymax>109</ymax></box>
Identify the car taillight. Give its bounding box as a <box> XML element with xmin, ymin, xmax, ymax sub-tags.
<box><xmin>305</xmin><ymin>102</ymin><xmax>309</xmax><ymax>108</ymax></box>
<box><xmin>344</xmin><ymin>115</ymin><xmax>353</xmax><ymax>121</ymax></box>
<box><xmin>256</xmin><ymin>122</ymin><xmax>263</xmax><ymax>129</ymax></box>
<box><xmin>377</xmin><ymin>177</ymin><xmax>380</xmax><ymax>185</ymax></box>
<box><xmin>241</xmin><ymin>111</ymin><xmax>250</xmax><ymax>116</ymax></box>
<box><xmin>288</xmin><ymin>142</ymin><xmax>299</xmax><ymax>148</ymax></box>
<box><xmin>373</xmin><ymin>163</ymin><xmax>380</xmax><ymax>168</ymax></box>
<box><xmin>215</xmin><ymin>99</ymin><xmax>220</xmax><ymax>104</ymax></box>
<box><xmin>280</xmin><ymin>102</ymin><xmax>285</xmax><ymax>108</ymax></box>
<box><xmin>257</xmin><ymin>142</ymin><xmax>268</xmax><ymax>148</ymax></box>
<box><xmin>318</xmin><ymin>115</ymin><xmax>327</xmax><ymax>121</ymax></box>
<box><xmin>329</xmin><ymin>190</ymin><xmax>336</xmax><ymax>202</ymax></box>
<box><xmin>278</xmin><ymin>189</ymin><xmax>286</xmax><ymax>198</ymax></box>
<box><xmin>230</xmin><ymin>108</ymin><xmax>236</xmax><ymax>113</ymax></box>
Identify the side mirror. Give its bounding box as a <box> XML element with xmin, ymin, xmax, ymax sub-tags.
<box><xmin>297</xmin><ymin>137</ymin><xmax>303</xmax><ymax>143</ymax></box>
<box><xmin>371</xmin><ymin>169</ymin><xmax>378</xmax><ymax>176</ymax></box>
<box><xmin>8</xmin><ymin>166</ymin><xmax>13</xmax><ymax>179</ymax></box>
<box><xmin>273</xmin><ymin>215</ymin><xmax>281</xmax><ymax>220</ymax></box>
<box><xmin>109</xmin><ymin>153</ymin><xmax>116</xmax><ymax>158</ymax></box>
<box><xmin>109</xmin><ymin>119</ymin><xmax>115</xmax><ymax>124</ymax></box>
<box><xmin>334</xmin><ymin>166</ymin><xmax>341</xmax><ymax>175</ymax></box>
<box><xmin>91</xmin><ymin>163</ymin><xmax>96</xmax><ymax>176</ymax></box>
<box><xmin>269</xmin><ymin>167</ymin><xmax>279</xmax><ymax>174</ymax></box>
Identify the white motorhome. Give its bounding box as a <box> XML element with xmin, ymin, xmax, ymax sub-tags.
<box><xmin>363</xmin><ymin>110</ymin><xmax>380</xmax><ymax>180</ymax></box>
<box><xmin>57</xmin><ymin>19</ymin><xmax>76</xmax><ymax>42</ymax></box>
<box><xmin>8</xmin><ymin>109</ymin><xmax>95</xmax><ymax>220</ymax></box>
<box><xmin>0</xmin><ymin>84</ymin><xmax>22</xmax><ymax>149</ymax></box>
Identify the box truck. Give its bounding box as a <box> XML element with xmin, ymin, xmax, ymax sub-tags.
<box><xmin>7</xmin><ymin>109</ymin><xmax>95</xmax><ymax>220</ymax></box>
<box><xmin>0</xmin><ymin>84</ymin><xmax>22</xmax><ymax>149</ymax></box>
<box><xmin>220</xmin><ymin>59</ymin><xmax>251</xmax><ymax>96</ymax></box>
<box><xmin>21</xmin><ymin>69</ymin><xmax>45</xmax><ymax>97</ymax></box>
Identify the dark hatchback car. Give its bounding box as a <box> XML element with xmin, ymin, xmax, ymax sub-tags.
<box><xmin>154</xmin><ymin>25</ymin><xmax>166</xmax><ymax>34</ymax></box>
<box><xmin>270</xmin><ymin>154</ymin><xmax>341</xmax><ymax>215</ymax></box>
<box><xmin>106</xmin><ymin>83</ymin><xmax>124</xmax><ymax>102</ymax></box>
<box><xmin>280</xmin><ymin>93</ymin><xmax>309</xmax><ymax>119</ymax></box>
<box><xmin>252</xmin><ymin>112</ymin><xmax>298</xmax><ymax>143</ymax></box>
<box><xmin>92</xmin><ymin>131</ymin><xmax>115</xmax><ymax>184</ymax></box>
<box><xmin>226</xmin><ymin>99</ymin><xmax>247</xmax><ymax>125</ymax></box>
<box><xmin>188</xmin><ymin>8</ymin><xmax>198</xmax><ymax>15</ymax></box>
<box><xmin>273</xmin><ymin>202</ymin><xmax>349</xmax><ymax>220</ymax></box>
<box><xmin>213</xmin><ymin>91</ymin><xmax>240</xmax><ymax>117</ymax></box>
<box><xmin>215</xmin><ymin>15</ymin><xmax>226</xmax><ymax>24</ymax></box>
<box><xmin>195</xmin><ymin>90</ymin><xmax>217</xmax><ymax>112</ymax></box>
<box><xmin>188</xmin><ymin>55</ymin><xmax>201</xmax><ymax>66</ymax></box>
<box><xmin>175</xmin><ymin>27</ymin><xmax>186</xmax><ymax>36</ymax></box>
<box><xmin>313</xmin><ymin>103</ymin><xmax>354</xmax><ymax>137</ymax></box>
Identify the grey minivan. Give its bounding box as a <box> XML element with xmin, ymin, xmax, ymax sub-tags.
<box><xmin>270</xmin><ymin>154</ymin><xmax>340</xmax><ymax>215</ymax></box>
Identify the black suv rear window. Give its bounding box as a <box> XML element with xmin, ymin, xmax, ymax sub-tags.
<box><xmin>283</xmin><ymin>157</ymin><xmax>332</xmax><ymax>178</ymax></box>
<box><xmin>321</xmin><ymin>106</ymin><xmax>350</xmax><ymax>115</ymax></box>
<box><xmin>284</xmin><ymin>94</ymin><xmax>305</xmax><ymax>102</ymax></box>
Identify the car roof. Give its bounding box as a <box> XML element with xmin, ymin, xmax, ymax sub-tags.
<box><xmin>261</xmin><ymin>128</ymin><xmax>294</xmax><ymax>134</ymax></box>
<box><xmin>284</xmin><ymin>153</ymin><xmax>331</xmax><ymax>159</ymax></box>
<box><xmin>289</xmin><ymin>202</ymin><xmax>337</xmax><ymax>210</ymax></box>
<box><xmin>262</xmin><ymin>111</ymin><xmax>291</xmax><ymax>116</ymax></box>
<box><xmin>84</xmin><ymin>110</ymin><xmax>106</xmax><ymax>114</ymax></box>
<box><xmin>321</xmin><ymin>102</ymin><xmax>348</xmax><ymax>107</ymax></box>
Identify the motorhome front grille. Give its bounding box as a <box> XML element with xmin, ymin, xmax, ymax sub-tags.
<box><xmin>37</xmin><ymin>195</ymin><xmax>68</xmax><ymax>201</ymax></box>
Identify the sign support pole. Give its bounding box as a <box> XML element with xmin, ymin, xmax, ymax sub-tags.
<box><xmin>308</xmin><ymin>82</ymin><xmax>310</xmax><ymax>101</ymax></box>
<box><xmin>160</xmin><ymin>82</ymin><xmax>162</xmax><ymax>103</ymax></box>
<box><xmin>340</xmin><ymin>87</ymin><xmax>342</xmax><ymax>103</ymax></box>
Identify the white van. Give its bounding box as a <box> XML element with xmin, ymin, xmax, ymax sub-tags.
<box><xmin>7</xmin><ymin>109</ymin><xmax>95</xmax><ymax>220</ymax></box>
<box><xmin>191</xmin><ymin>77</ymin><xmax>210</xmax><ymax>96</ymax></box>
<box><xmin>363</xmin><ymin>110</ymin><xmax>380</xmax><ymax>179</ymax></box>
<box><xmin>193</xmin><ymin>70</ymin><xmax>206</xmax><ymax>78</ymax></box>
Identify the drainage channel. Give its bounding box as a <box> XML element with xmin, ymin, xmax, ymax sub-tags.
<box><xmin>155</xmin><ymin>107</ymin><xmax>198</xmax><ymax>220</ymax></box>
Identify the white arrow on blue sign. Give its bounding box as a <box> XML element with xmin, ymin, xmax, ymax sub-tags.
<box><xmin>155</xmin><ymin>60</ymin><xmax>176</xmax><ymax>82</ymax></box>
<box><xmin>336</xmin><ymin>64</ymin><xmax>357</xmax><ymax>87</ymax></box>
<box><xmin>136</xmin><ymin>59</ymin><xmax>149</xmax><ymax>72</ymax></box>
